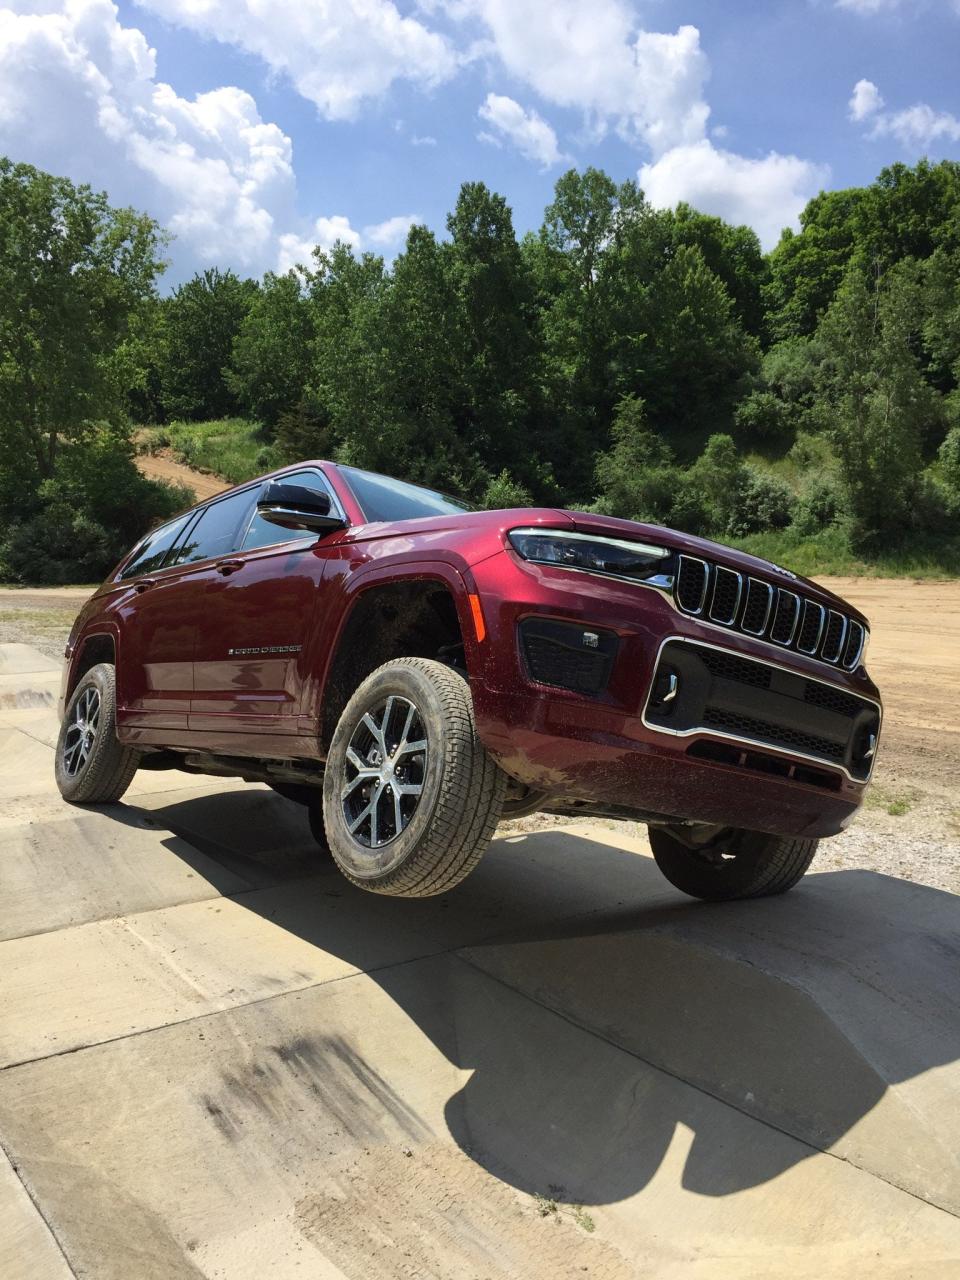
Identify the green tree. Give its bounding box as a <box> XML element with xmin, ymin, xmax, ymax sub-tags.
<box><xmin>526</xmin><ymin>168</ymin><xmax>652</xmax><ymax>496</ymax></box>
<box><xmin>815</xmin><ymin>261</ymin><xmax>942</xmax><ymax>547</ymax></box>
<box><xmin>632</xmin><ymin>244</ymin><xmax>759</xmax><ymax>452</ymax></box>
<box><xmin>159</xmin><ymin>267</ymin><xmax>258</xmax><ymax>421</ymax></box>
<box><xmin>0</xmin><ymin>157</ymin><xmax>165</xmax><ymax>516</ymax></box>
<box><xmin>650</xmin><ymin>203</ymin><xmax>768</xmax><ymax>338</ymax></box>
<box><xmin>228</xmin><ymin>270</ymin><xmax>312</xmax><ymax>430</ymax></box>
<box><xmin>594</xmin><ymin>395</ymin><xmax>678</xmax><ymax>523</ymax></box>
<box><xmin>446</xmin><ymin>182</ymin><xmax>538</xmax><ymax>483</ymax></box>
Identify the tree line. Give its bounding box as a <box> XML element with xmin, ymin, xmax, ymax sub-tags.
<box><xmin>1</xmin><ymin>154</ymin><xmax>959</xmax><ymax>583</ymax></box>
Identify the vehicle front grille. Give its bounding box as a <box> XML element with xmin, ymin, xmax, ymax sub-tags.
<box><xmin>673</xmin><ymin>555</ymin><xmax>867</xmax><ymax>670</ymax></box>
<box><xmin>645</xmin><ymin>638</ymin><xmax>880</xmax><ymax>781</ymax></box>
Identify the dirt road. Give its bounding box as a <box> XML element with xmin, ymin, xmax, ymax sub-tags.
<box><xmin>136</xmin><ymin>446</ymin><xmax>227</xmax><ymax>500</ymax></box>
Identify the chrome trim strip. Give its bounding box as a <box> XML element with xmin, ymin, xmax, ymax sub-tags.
<box><xmin>708</xmin><ymin>566</ymin><xmax>743</xmax><ymax>627</ymax></box>
<box><xmin>640</xmin><ymin>634</ymin><xmax>882</xmax><ymax>784</ymax></box>
<box><xmin>796</xmin><ymin>600</ymin><xmax>826</xmax><ymax>655</ymax></box>
<box><xmin>676</xmin><ymin>555</ymin><xmax>710</xmax><ymax>616</ymax></box>
<box><xmin>509</xmin><ymin>527</ymin><xmax>669</xmax><ymax>559</ymax></box>
<box><xmin>842</xmin><ymin>620</ymin><xmax>866</xmax><ymax>671</ymax></box>
<box><xmin>821</xmin><ymin>610</ymin><xmax>848</xmax><ymax>664</ymax></box>
<box><xmin>770</xmin><ymin>589</ymin><xmax>802</xmax><ymax>646</ymax></box>
<box><xmin>741</xmin><ymin>577</ymin><xmax>774</xmax><ymax>637</ymax></box>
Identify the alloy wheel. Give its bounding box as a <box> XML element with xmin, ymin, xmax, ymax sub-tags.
<box><xmin>62</xmin><ymin>686</ymin><xmax>101</xmax><ymax>777</ymax></box>
<box><xmin>341</xmin><ymin>695</ymin><xmax>428</xmax><ymax>848</ymax></box>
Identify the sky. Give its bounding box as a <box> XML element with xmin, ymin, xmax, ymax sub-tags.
<box><xmin>1</xmin><ymin>0</ymin><xmax>958</xmax><ymax>285</ymax></box>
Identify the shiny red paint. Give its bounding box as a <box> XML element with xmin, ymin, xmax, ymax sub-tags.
<box><xmin>61</xmin><ymin>460</ymin><xmax>882</xmax><ymax>839</ymax></box>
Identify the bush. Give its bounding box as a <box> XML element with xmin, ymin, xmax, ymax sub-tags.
<box><xmin>0</xmin><ymin>433</ymin><xmax>191</xmax><ymax>585</ymax></box>
<box><xmin>792</xmin><ymin>472</ymin><xmax>844</xmax><ymax>536</ymax></box>
<box><xmin>481</xmin><ymin>470</ymin><xmax>533</xmax><ymax>509</ymax></box>
<box><xmin>939</xmin><ymin>426</ymin><xmax>960</xmax><ymax>498</ymax></box>
<box><xmin>733</xmin><ymin>391</ymin><xmax>794</xmax><ymax>448</ymax></box>
<box><xmin>728</xmin><ymin>466</ymin><xmax>795</xmax><ymax>537</ymax></box>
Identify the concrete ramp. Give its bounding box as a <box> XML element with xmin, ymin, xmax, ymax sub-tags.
<box><xmin>462</xmin><ymin>865</ymin><xmax>960</xmax><ymax>1214</ymax></box>
<box><xmin>1</xmin><ymin>641</ymin><xmax>959</xmax><ymax>1277</ymax></box>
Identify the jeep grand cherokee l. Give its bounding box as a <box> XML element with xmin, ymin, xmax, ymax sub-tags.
<box><xmin>55</xmin><ymin>461</ymin><xmax>881</xmax><ymax>901</ymax></box>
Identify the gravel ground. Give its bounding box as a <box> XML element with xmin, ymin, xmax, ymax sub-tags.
<box><xmin>3</xmin><ymin>578</ymin><xmax>957</xmax><ymax>895</ymax></box>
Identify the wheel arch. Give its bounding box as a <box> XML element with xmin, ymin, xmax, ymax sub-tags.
<box><xmin>316</xmin><ymin>563</ymin><xmax>483</xmax><ymax>753</ymax></box>
<box><xmin>65</xmin><ymin>628</ymin><xmax>119</xmax><ymax>705</ymax></box>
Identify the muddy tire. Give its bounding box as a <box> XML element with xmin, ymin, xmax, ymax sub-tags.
<box><xmin>649</xmin><ymin>827</ymin><xmax>818</xmax><ymax>901</ymax></box>
<box><xmin>322</xmin><ymin>658</ymin><xmax>507</xmax><ymax>897</ymax></box>
<box><xmin>55</xmin><ymin>663</ymin><xmax>139</xmax><ymax>804</ymax></box>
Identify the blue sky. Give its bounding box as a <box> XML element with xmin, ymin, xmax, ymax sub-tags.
<box><xmin>1</xmin><ymin>0</ymin><xmax>958</xmax><ymax>284</ymax></box>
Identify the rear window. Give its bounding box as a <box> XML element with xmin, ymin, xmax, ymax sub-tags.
<box><xmin>168</xmin><ymin>488</ymin><xmax>256</xmax><ymax>566</ymax></box>
<box><xmin>341</xmin><ymin>466</ymin><xmax>471</xmax><ymax>523</ymax></box>
<box><xmin>119</xmin><ymin>514</ymin><xmax>192</xmax><ymax>580</ymax></box>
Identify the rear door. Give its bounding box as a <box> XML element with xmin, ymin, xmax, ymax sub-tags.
<box><xmin>188</xmin><ymin>469</ymin><xmax>346</xmax><ymax>736</ymax></box>
<box><xmin>114</xmin><ymin>511</ymin><xmax>204</xmax><ymax>731</ymax></box>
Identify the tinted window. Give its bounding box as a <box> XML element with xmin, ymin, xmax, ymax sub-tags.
<box><xmin>169</xmin><ymin>489</ymin><xmax>256</xmax><ymax>566</ymax></box>
<box><xmin>341</xmin><ymin>466</ymin><xmax>471</xmax><ymax>523</ymax></box>
<box><xmin>240</xmin><ymin>470</ymin><xmax>340</xmax><ymax>551</ymax></box>
<box><xmin>119</xmin><ymin>514</ymin><xmax>192</xmax><ymax>580</ymax></box>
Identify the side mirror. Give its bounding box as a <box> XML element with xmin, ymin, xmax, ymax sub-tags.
<box><xmin>256</xmin><ymin>481</ymin><xmax>346</xmax><ymax>533</ymax></box>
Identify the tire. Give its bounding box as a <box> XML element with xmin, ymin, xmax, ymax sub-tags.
<box><xmin>649</xmin><ymin>826</ymin><xmax>818</xmax><ymax>902</ymax></box>
<box><xmin>322</xmin><ymin>658</ymin><xmax>507</xmax><ymax>897</ymax></box>
<box><xmin>55</xmin><ymin>663</ymin><xmax>139</xmax><ymax>804</ymax></box>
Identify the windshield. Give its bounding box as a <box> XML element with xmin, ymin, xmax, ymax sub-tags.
<box><xmin>340</xmin><ymin>466</ymin><xmax>473</xmax><ymax>523</ymax></box>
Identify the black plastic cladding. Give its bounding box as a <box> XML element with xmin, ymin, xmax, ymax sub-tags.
<box><xmin>674</xmin><ymin>555</ymin><xmax>866</xmax><ymax>671</ymax></box>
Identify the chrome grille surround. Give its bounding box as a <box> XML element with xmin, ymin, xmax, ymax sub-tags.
<box><xmin>708</xmin><ymin>566</ymin><xmax>743</xmax><ymax>626</ymax></box>
<box><xmin>675</xmin><ymin>555</ymin><xmax>709</xmax><ymax>615</ymax></box>
<box><xmin>672</xmin><ymin>558</ymin><xmax>868</xmax><ymax>671</ymax></box>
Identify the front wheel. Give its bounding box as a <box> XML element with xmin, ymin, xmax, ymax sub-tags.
<box><xmin>322</xmin><ymin>658</ymin><xmax>507</xmax><ymax>897</ymax></box>
<box><xmin>649</xmin><ymin>827</ymin><xmax>819</xmax><ymax>901</ymax></box>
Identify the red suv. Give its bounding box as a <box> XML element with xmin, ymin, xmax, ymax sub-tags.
<box><xmin>56</xmin><ymin>461</ymin><xmax>881</xmax><ymax>901</ymax></box>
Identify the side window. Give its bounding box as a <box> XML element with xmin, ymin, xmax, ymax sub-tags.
<box><xmin>119</xmin><ymin>513</ymin><xmax>192</xmax><ymax>580</ymax></box>
<box><xmin>239</xmin><ymin>470</ymin><xmax>341</xmax><ymax>552</ymax></box>
<box><xmin>169</xmin><ymin>489</ymin><xmax>257</xmax><ymax>567</ymax></box>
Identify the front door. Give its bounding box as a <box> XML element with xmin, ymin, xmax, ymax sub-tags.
<box><xmin>189</xmin><ymin>470</ymin><xmax>346</xmax><ymax>736</ymax></box>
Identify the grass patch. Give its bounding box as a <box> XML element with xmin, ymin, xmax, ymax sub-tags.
<box><xmin>137</xmin><ymin>418</ymin><xmax>283</xmax><ymax>486</ymax></box>
<box><xmin>728</xmin><ymin>526</ymin><xmax>960</xmax><ymax>579</ymax></box>
<box><xmin>864</xmin><ymin>785</ymin><xmax>919</xmax><ymax>817</ymax></box>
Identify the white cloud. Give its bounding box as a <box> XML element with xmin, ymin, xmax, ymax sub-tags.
<box><xmin>459</xmin><ymin>0</ymin><xmax>709</xmax><ymax>155</ymax></box>
<box><xmin>849</xmin><ymin>78</ymin><xmax>884</xmax><ymax>121</ymax></box>
<box><xmin>276</xmin><ymin>212</ymin><xmax>421</xmax><ymax>272</ymax></box>
<box><xmin>477</xmin><ymin>92</ymin><xmax>564</xmax><ymax>168</ymax></box>
<box><xmin>836</xmin><ymin>0</ymin><xmax>904</xmax><ymax>12</ymax></box>
<box><xmin>363</xmin><ymin>214</ymin><xmax>421</xmax><ymax>247</ymax></box>
<box><xmin>0</xmin><ymin>0</ymin><xmax>296</xmax><ymax>274</ymax></box>
<box><xmin>135</xmin><ymin>0</ymin><xmax>459</xmax><ymax>121</ymax></box>
<box><xmin>277</xmin><ymin>215</ymin><xmax>361</xmax><ymax>272</ymax></box>
<box><xmin>849</xmin><ymin>79</ymin><xmax>960</xmax><ymax>149</ymax></box>
<box><xmin>411</xmin><ymin>134</ymin><xmax>437</xmax><ymax>147</ymax></box>
<box><xmin>639</xmin><ymin>140</ymin><xmax>829</xmax><ymax>251</ymax></box>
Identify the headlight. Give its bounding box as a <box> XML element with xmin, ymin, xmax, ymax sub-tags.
<box><xmin>507</xmin><ymin>528</ymin><xmax>669</xmax><ymax>582</ymax></box>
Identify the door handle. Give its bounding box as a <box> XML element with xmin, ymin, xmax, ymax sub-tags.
<box><xmin>134</xmin><ymin>578</ymin><xmax>156</xmax><ymax>594</ymax></box>
<box><xmin>216</xmin><ymin>559</ymin><xmax>243</xmax><ymax>576</ymax></box>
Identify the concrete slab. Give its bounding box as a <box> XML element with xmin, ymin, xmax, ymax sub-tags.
<box><xmin>0</xmin><ymin>1148</ymin><xmax>73</xmax><ymax>1280</ymax></box>
<box><xmin>0</xmin><ymin>643</ymin><xmax>62</xmax><ymax>675</ymax></box>
<box><xmin>0</xmin><ymin>669</ymin><xmax>60</xmax><ymax>710</ymax></box>
<box><xmin>0</xmin><ymin>826</ymin><xmax>657</xmax><ymax>1069</ymax></box>
<box><xmin>1</xmin><ymin>957</ymin><xmax>959</xmax><ymax>1280</ymax></box>
<box><xmin>462</xmin><ymin>867</ymin><xmax>960</xmax><ymax>1215</ymax></box>
<box><xmin>0</xmin><ymin>805</ymin><xmax>254</xmax><ymax>942</ymax></box>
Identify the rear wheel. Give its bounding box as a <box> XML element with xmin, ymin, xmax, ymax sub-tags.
<box><xmin>322</xmin><ymin>658</ymin><xmax>507</xmax><ymax>897</ymax></box>
<box><xmin>649</xmin><ymin>827</ymin><xmax>818</xmax><ymax>901</ymax></box>
<box><xmin>55</xmin><ymin>663</ymin><xmax>139</xmax><ymax>804</ymax></box>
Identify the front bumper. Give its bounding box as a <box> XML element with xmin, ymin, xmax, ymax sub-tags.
<box><xmin>469</xmin><ymin>551</ymin><xmax>881</xmax><ymax>839</ymax></box>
